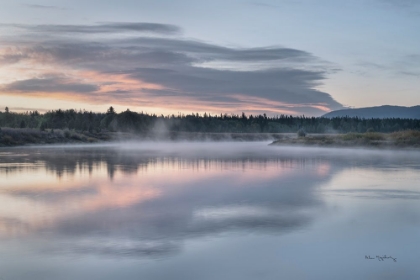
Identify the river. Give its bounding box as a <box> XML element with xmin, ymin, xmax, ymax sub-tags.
<box><xmin>0</xmin><ymin>142</ymin><xmax>419</xmax><ymax>279</ymax></box>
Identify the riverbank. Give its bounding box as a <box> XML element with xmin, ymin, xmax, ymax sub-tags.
<box><xmin>270</xmin><ymin>131</ymin><xmax>420</xmax><ymax>149</ymax></box>
<box><xmin>0</xmin><ymin>127</ymin><xmax>286</xmax><ymax>146</ymax></box>
<box><xmin>0</xmin><ymin>128</ymin><xmax>110</xmax><ymax>146</ymax></box>
<box><xmin>2</xmin><ymin>128</ymin><xmax>420</xmax><ymax>149</ymax></box>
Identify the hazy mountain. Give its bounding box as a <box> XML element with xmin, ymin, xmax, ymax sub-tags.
<box><xmin>322</xmin><ymin>105</ymin><xmax>420</xmax><ymax>119</ymax></box>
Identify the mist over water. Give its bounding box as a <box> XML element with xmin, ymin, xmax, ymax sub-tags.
<box><xmin>0</xmin><ymin>142</ymin><xmax>420</xmax><ymax>280</ymax></box>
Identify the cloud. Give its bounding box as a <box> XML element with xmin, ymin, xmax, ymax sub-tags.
<box><xmin>378</xmin><ymin>0</ymin><xmax>420</xmax><ymax>8</ymax></box>
<box><xmin>24</xmin><ymin>4</ymin><xmax>66</xmax><ymax>10</ymax></box>
<box><xmin>6</xmin><ymin>106</ymin><xmax>46</xmax><ymax>112</ymax></box>
<box><xmin>399</xmin><ymin>58</ymin><xmax>420</xmax><ymax>76</ymax></box>
<box><xmin>355</xmin><ymin>53</ymin><xmax>420</xmax><ymax>79</ymax></box>
<box><xmin>376</xmin><ymin>0</ymin><xmax>420</xmax><ymax>16</ymax></box>
<box><xmin>0</xmin><ymin>52</ymin><xmax>28</xmax><ymax>65</ymax></box>
<box><xmin>247</xmin><ymin>2</ymin><xmax>279</xmax><ymax>8</ymax></box>
<box><xmin>398</xmin><ymin>71</ymin><xmax>420</xmax><ymax>77</ymax></box>
<box><xmin>0</xmin><ymin>22</ymin><xmax>342</xmax><ymax>115</ymax></box>
<box><xmin>11</xmin><ymin>22</ymin><xmax>181</xmax><ymax>35</ymax></box>
<box><xmin>2</xmin><ymin>76</ymin><xmax>99</xmax><ymax>94</ymax></box>
<box><xmin>121</xmin><ymin>37</ymin><xmax>313</xmax><ymax>62</ymax></box>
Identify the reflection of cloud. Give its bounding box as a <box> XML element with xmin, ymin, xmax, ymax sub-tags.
<box><xmin>329</xmin><ymin>189</ymin><xmax>420</xmax><ymax>200</ymax></box>
<box><xmin>80</xmin><ymin>182</ymin><xmax>160</xmax><ymax>212</ymax></box>
<box><xmin>3</xmin><ymin>145</ymin><xmax>419</xmax><ymax>258</ymax></box>
<box><xmin>0</xmin><ymin>145</ymin><xmax>333</xmax><ymax>257</ymax></box>
<box><xmin>0</xmin><ymin>22</ymin><xmax>342</xmax><ymax>115</ymax></box>
<box><xmin>0</xmin><ymin>174</ymin><xmax>160</xmax><ymax>235</ymax></box>
<box><xmin>63</xmin><ymin>240</ymin><xmax>180</xmax><ymax>257</ymax></box>
<box><xmin>190</xmin><ymin>205</ymin><xmax>311</xmax><ymax>235</ymax></box>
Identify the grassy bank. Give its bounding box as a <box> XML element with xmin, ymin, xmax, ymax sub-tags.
<box><xmin>0</xmin><ymin>128</ymin><xmax>287</xmax><ymax>146</ymax></box>
<box><xmin>270</xmin><ymin>131</ymin><xmax>420</xmax><ymax>148</ymax></box>
<box><xmin>0</xmin><ymin>128</ymin><xmax>111</xmax><ymax>147</ymax></box>
<box><xmin>2</xmin><ymin>127</ymin><xmax>420</xmax><ymax>148</ymax></box>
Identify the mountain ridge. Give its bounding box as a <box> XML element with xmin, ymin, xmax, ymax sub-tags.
<box><xmin>322</xmin><ymin>105</ymin><xmax>420</xmax><ymax>119</ymax></box>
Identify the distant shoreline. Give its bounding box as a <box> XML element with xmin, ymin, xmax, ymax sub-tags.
<box><xmin>0</xmin><ymin>128</ymin><xmax>285</xmax><ymax>147</ymax></box>
<box><xmin>270</xmin><ymin>131</ymin><xmax>420</xmax><ymax>149</ymax></box>
<box><xmin>1</xmin><ymin>128</ymin><xmax>420</xmax><ymax>149</ymax></box>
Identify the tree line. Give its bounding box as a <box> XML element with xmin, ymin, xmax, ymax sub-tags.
<box><xmin>1</xmin><ymin>106</ymin><xmax>420</xmax><ymax>134</ymax></box>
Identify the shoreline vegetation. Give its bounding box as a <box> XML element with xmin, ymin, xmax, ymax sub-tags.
<box><xmin>270</xmin><ymin>130</ymin><xmax>420</xmax><ymax>149</ymax></box>
<box><xmin>1</xmin><ymin>127</ymin><xmax>420</xmax><ymax>149</ymax></box>
<box><xmin>1</xmin><ymin>106</ymin><xmax>420</xmax><ymax>148</ymax></box>
<box><xmin>0</xmin><ymin>128</ymin><xmax>285</xmax><ymax>146</ymax></box>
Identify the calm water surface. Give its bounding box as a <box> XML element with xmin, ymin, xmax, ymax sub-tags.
<box><xmin>0</xmin><ymin>142</ymin><xmax>419</xmax><ymax>280</ymax></box>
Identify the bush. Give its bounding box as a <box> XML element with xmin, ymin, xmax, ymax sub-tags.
<box><xmin>364</xmin><ymin>132</ymin><xmax>384</xmax><ymax>141</ymax></box>
<box><xmin>391</xmin><ymin>130</ymin><xmax>420</xmax><ymax>145</ymax></box>
<box><xmin>39</xmin><ymin>122</ymin><xmax>47</xmax><ymax>131</ymax></box>
<box><xmin>297</xmin><ymin>129</ymin><xmax>306</xmax><ymax>138</ymax></box>
<box><xmin>70</xmin><ymin>133</ymin><xmax>82</xmax><ymax>140</ymax></box>
<box><xmin>63</xmin><ymin>129</ymin><xmax>71</xmax><ymax>138</ymax></box>
<box><xmin>2</xmin><ymin>135</ymin><xmax>14</xmax><ymax>145</ymax></box>
<box><xmin>341</xmin><ymin>133</ymin><xmax>362</xmax><ymax>141</ymax></box>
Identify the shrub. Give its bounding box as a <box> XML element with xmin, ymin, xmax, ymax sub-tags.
<box><xmin>364</xmin><ymin>132</ymin><xmax>384</xmax><ymax>141</ymax></box>
<box><xmin>2</xmin><ymin>135</ymin><xmax>14</xmax><ymax>145</ymax></box>
<box><xmin>70</xmin><ymin>133</ymin><xmax>81</xmax><ymax>140</ymax></box>
<box><xmin>341</xmin><ymin>133</ymin><xmax>362</xmax><ymax>141</ymax></box>
<box><xmin>39</xmin><ymin>122</ymin><xmax>47</xmax><ymax>131</ymax></box>
<box><xmin>297</xmin><ymin>129</ymin><xmax>306</xmax><ymax>138</ymax></box>
<box><xmin>63</xmin><ymin>129</ymin><xmax>71</xmax><ymax>138</ymax></box>
<box><xmin>391</xmin><ymin>130</ymin><xmax>420</xmax><ymax>145</ymax></box>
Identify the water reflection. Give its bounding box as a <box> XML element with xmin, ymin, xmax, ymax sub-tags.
<box><xmin>0</xmin><ymin>143</ymin><xmax>339</xmax><ymax>257</ymax></box>
<box><xmin>0</xmin><ymin>143</ymin><xmax>420</xmax><ymax>279</ymax></box>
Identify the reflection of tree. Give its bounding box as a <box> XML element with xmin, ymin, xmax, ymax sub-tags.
<box><xmin>0</xmin><ymin>147</ymin><xmax>307</xmax><ymax>178</ymax></box>
<box><xmin>0</xmin><ymin>146</ymin><xmax>336</xmax><ymax>258</ymax></box>
<box><xmin>0</xmin><ymin>148</ymin><xmax>142</xmax><ymax>179</ymax></box>
<box><xmin>1</xmin><ymin>146</ymin><xmax>420</xmax><ymax>258</ymax></box>
<box><xmin>44</xmin><ymin>162</ymin><xmax>329</xmax><ymax>258</ymax></box>
<box><xmin>2</xmin><ymin>147</ymin><xmax>419</xmax><ymax>179</ymax></box>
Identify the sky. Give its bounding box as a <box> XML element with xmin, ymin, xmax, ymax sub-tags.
<box><xmin>0</xmin><ymin>0</ymin><xmax>419</xmax><ymax>116</ymax></box>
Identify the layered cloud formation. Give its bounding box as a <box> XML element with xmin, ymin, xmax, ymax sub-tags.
<box><xmin>0</xmin><ymin>22</ymin><xmax>343</xmax><ymax>115</ymax></box>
